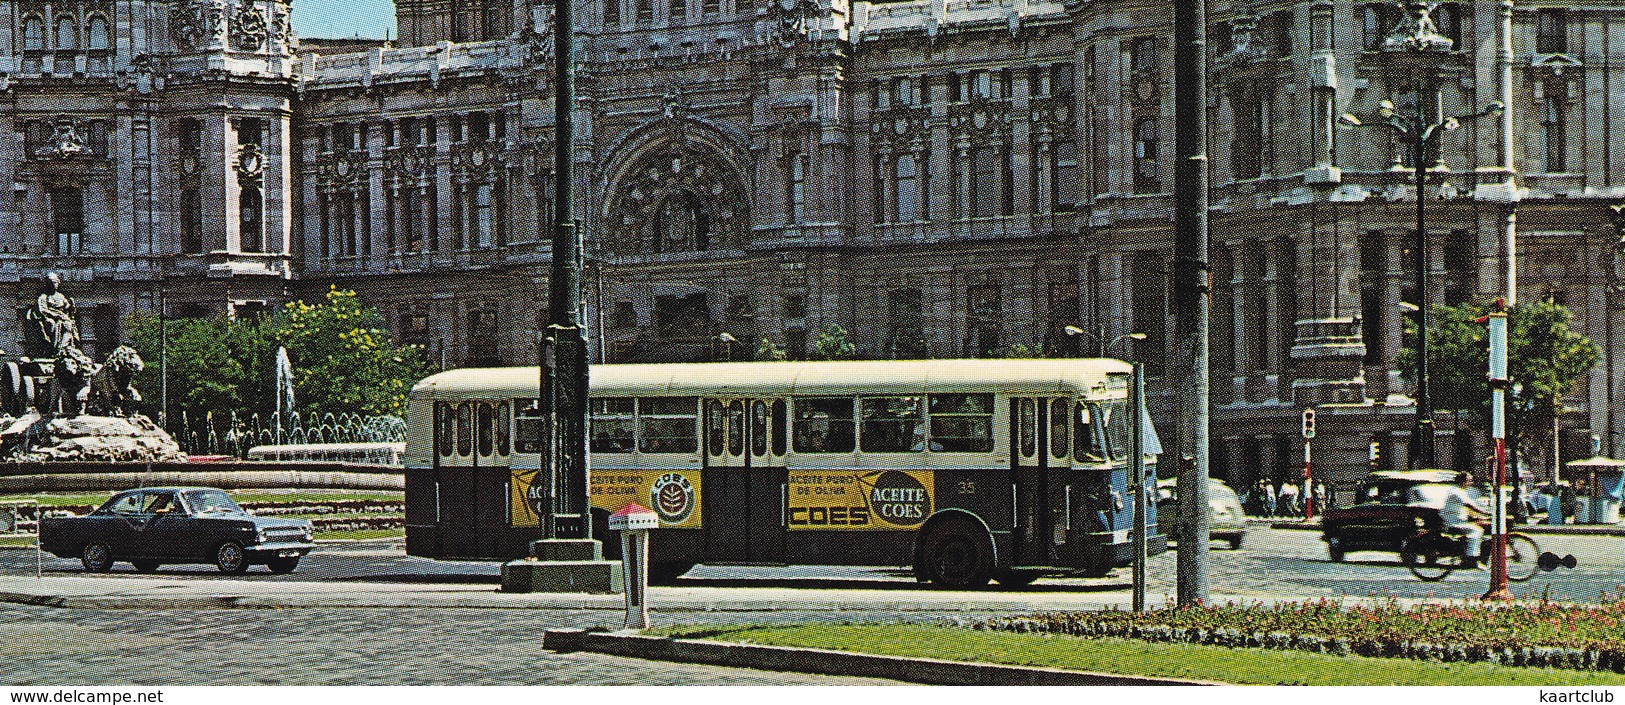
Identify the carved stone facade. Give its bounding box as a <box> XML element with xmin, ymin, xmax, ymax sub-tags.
<box><xmin>6</xmin><ymin>0</ymin><xmax>1625</xmax><ymax>486</ymax></box>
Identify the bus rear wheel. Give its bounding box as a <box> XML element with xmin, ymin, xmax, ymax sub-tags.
<box><xmin>917</xmin><ymin>519</ymin><xmax>992</xmax><ymax>589</ymax></box>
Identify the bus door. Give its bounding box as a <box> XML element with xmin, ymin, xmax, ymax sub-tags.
<box><xmin>1010</xmin><ymin>396</ymin><xmax>1049</xmax><ymax>566</ymax></box>
<box><xmin>437</xmin><ymin>400</ymin><xmax>478</xmax><ymax>558</ymax></box>
<box><xmin>473</xmin><ymin>400</ymin><xmax>511</xmax><ymax>555</ymax></box>
<box><xmin>703</xmin><ymin>397</ymin><xmax>785</xmax><ymax>562</ymax></box>
<box><xmin>703</xmin><ymin>398</ymin><xmax>750</xmax><ymax>561</ymax></box>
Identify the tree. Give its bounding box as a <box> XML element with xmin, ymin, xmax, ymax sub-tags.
<box><xmin>1395</xmin><ymin>299</ymin><xmax>1599</xmax><ymax>469</ymax></box>
<box><xmin>810</xmin><ymin>324</ymin><xmax>858</xmax><ymax>361</ymax></box>
<box><xmin>755</xmin><ymin>337</ymin><xmax>789</xmax><ymax>361</ymax></box>
<box><xmin>121</xmin><ymin>287</ymin><xmax>433</xmax><ymax>429</ymax></box>
<box><xmin>269</xmin><ymin>286</ymin><xmax>435</xmax><ymax>419</ymax></box>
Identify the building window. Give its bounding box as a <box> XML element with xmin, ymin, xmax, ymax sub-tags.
<box><xmin>604</xmin><ymin>0</ymin><xmax>619</xmax><ymax>24</ymax></box>
<box><xmin>1359</xmin><ymin>232</ymin><xmax>1386</xmax><ymax>365</ymax></box>
<box><xmin>702</xmin><ymin>0</ymin><xmax>719</xmax><ymax>15</ymax></box>
<box><xmin>896</xmin><ymin>153</ymin><xmax>919</xmax><ymax>222</ymax></box>
<box><xmin>1266</xmin><ymin>11</ymin><xmax>1292</xmax><ymax>55</ymax></box>
<box><xmin>1363</xmin><ymin>4</ymin><xmax>1398</xmax><ymax>51</ymax></box>
<box><xmin>671</xmin><ymin>0</ymin><xmax>686</xmax><ymax>22</ymax></box>
<box><xmin>970</xmin><ymin>146</ymin><xmax>1008</xmax><ymax>217</ymax></box>
<box><xmin>56</xmin><ymin>16</ymin><xmax>76</xmax><ymax>50</ymax></box>
<box><xmin>966</xmin><ymin>283</ymin><xmax>1001</xmax><ymax>357</ymax></box>
<box><xmin>1045</xmin><ymin>281</ymin><xmax>1080</xmax><ymax>356</ymax></box>
<box><xmin>87</xmin><ymin>16</ymin><xmax>109</xmax><ymax>50</ymax></box>
<box><xmin>637</xmin><ymin>0</ymin><xmax>653</xmax><ymax>22</ymax></box>
<box><xmin>1130</xmin><ymin>37</ymin><xmax>1158</xmax><ymax>73</ymax></box>
<box><xmin>467</xmin><ymin>309</ymin><xmax>499</xmax><ymax>366</ymax></box>
<box><xmin>1234</xmin><ymin>97</ymin><xmax>1268</xmax><ymax>180</ymax></box>
<box><xmin>872</xmin><ymin>154</ymin><xmax>885</xmax><ymax>224</ymax></box>
<box><xmin>1134</xmin><ymin>118</ymin><xmax>1160</xmax><ymax>192</ymax></box>
<box><xmin>23</xmin><ymin>16</ymin><xmax>44</xmax><ymax>50</ymax></box>
<box><xmin>471</xmin><ymin>183</ymin><xmax>494</xmax><ymax>247</ymax></box>
<box><xmin>783</xmin><ymin>294</ymin><xmax>806</xmax><ymax>319</ymax></box>
<box><xmin>1536</xmin><ymin>9</ymin><xmax>1566</xmax><ymax>54</ymax></box>
<box><xmin>886</xmin><ymin>287</ymin><xmax>925</xmax><ymax>359</ymax></box>
<box><xmin>400</xmin><ymin>311</ymin><xmax>430</xmax><ymax>354</ymax></box>
<box><xmin>1543</xmin><ymin>95</ymin><xmax>1566</xmax><ymax>173</ymax></box>
<box><xmin>1434</xmin><ymin>3</ymin><xmax>1461</xmax><ymax>49</ymax></box>
<box><xmin>240</xmin><ymin>188</ymin><xmax>263</xmax><ymax>252</ymax></box>
<box><xmin>182</xmin><ymin>188</ymin><xmax>202</xmax><ymax>253</ymax></box>
<box><xmin>88</xmin><ymin>121</ymin><xmax>109</xmax><ymax>157</ymax></box>
<box><xmin>787</xmin><ymin>152</ymin><xmax>806</xmax><ymax>224</ymax></box>
<box><xmin>612</xmin><ymin>301</ymin><xmax>637</xmax><ymax>327</ymax></box>
<box><xmin>1052</xmin><ymin>141</ymin><xmax>1078</xmax><ymax>212</ymax></box>
<box><xmin>51</xmin><ymin>188</ymin><xmax>83</xmax><ymax>255</ymax></box>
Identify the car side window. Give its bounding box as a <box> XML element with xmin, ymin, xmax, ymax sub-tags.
<box><xmin>107</xmin><ymin>493</ymin><xmax>143</xmax><ymax>515</ymax></box>
<box><xmin>141</xmin><ymin>493</ymin><xmax>174</xmax><ymax>513</ymax></box>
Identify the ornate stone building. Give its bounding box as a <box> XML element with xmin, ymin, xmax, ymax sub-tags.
<box><xmin>3</xmin><ymin>0</ymin><xmax>1624</xmax><ymax>487</ymax></box>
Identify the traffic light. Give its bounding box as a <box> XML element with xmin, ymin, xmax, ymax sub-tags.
<box><xmin>1301</xmin><ymin>409</ymin><xmax>1316</xmax><ymax>439</ymax></box>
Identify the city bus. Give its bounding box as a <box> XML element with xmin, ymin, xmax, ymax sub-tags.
<box><xmin>403</xmin><ymin>359</ymin><xmax>1165</xmax><ymax>587</ymax></box>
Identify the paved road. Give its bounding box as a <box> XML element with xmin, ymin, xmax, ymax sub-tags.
<box><xmin>4</xmin><ymin>525</ymin><xmax>1620</xmax><ymax>601</ymax></box>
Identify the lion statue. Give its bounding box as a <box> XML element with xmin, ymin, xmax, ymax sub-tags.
<box><xmin>85</xmin><ymin>345</ymin><xmax>144</xmax><ymax>417</ymax></box>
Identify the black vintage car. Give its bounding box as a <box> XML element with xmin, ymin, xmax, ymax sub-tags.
<box><xmin>40</xmin><ymin>487</ymin><xmax>316</xmax><ymax>574</ymax></box>
<box><xmin>1320</xmin><ymin>470</ymin><xmax>1482</xmax><ymax>562</ymax></box>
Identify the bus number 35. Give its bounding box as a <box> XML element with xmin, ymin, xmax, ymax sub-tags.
<box><xmin>957</xmin><ymin>480</ymin><xmax>976</xmax><ymax>495</ymax></box>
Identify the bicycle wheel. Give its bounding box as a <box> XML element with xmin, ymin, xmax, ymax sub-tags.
<box><xmin>1402</xmin><ymin>534</ymin><xmax>1458</xmax><ymax>582</ymax></box>
<box><xmin>1504</xmin><ymin>533</ymin><xmax>1540</xmax><ymax>582</ymax></box>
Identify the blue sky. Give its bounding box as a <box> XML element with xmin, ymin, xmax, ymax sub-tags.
<box><xmin>292</xmin><ymin>0</ymin><xmax>396</xmax><ymax>40</ymax></box>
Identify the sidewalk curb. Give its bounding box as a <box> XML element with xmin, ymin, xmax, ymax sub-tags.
<box><xmin>1261</xmin><ymin>519</ymin><xmax>1625</xmax><ymax>536</ymax></box>
<box><xmin>541</xmin><ymin>628</ymin><xmax>1220</xmax><ymax>686</ymax></box>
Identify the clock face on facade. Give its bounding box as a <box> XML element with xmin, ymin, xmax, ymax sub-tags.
<box><xmin>241</xmin><ymin>152</ymin><xmax>261</xmax><ymax>174</ymax></box>
<box><xmin>1135</xmin><ymin>79</ymin><xmax>1156</xmax><ymax>101</ymax></box>
<box><xmin>471</xmin><ymin>150</ymin><xmax>487</xmax><ymax>167</ymax></box>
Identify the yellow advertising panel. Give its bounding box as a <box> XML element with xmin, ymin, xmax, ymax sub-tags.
<box><xmin>509</xmin><ymin>468</ymin><xmax>703</xmax><ymax>528</ymax></box>
<box><xmin>787</xmin><ymin>470</ymin><xmax>934</xmax><ymax>531</ymax></box>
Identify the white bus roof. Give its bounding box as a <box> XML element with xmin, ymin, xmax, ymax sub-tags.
<box><xmin>410</xmin><ymin>359</ymin><xmax>1133</xmax><ymax>401</ymax></box>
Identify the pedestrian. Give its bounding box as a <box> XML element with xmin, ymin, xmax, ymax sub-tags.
<box><xmin>1279</xmin><ymin>481</ymin><xmax>1300</xmax><ymax>518</ymax></box>
<box><xmin>1313</xmin><ymin>481</ymin><xmax>1327</xmax><ymax>515</ymax></box>
<box><xmin>1260</xmin><ymin>479</ymin><xmax>1277</xmax><ymax>518</ymax></box>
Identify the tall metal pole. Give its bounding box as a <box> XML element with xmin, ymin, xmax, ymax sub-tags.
<box><xmin>1483</xmin><ymin>301</ymin><xmax>1511</xmax><ymax>600</ymax></box>
<box><xmin>1173</xmin><ymin>0</ymin><xmax>1211</xmax><ymax>607</ymax></box>
<box><xmin>1129</xmin><ymin>362</ymin><xmax>1146</xmax><ymax>612</ymax></box>
<box><xmin>544</xmin><ymin>0</ymin><xmax>590</xmax><ymax>541</ymax></box>
<box><xmin>1412</xmin><ymin>113</ymin><xmax>1435</xmax><ymax>469</ymax></box>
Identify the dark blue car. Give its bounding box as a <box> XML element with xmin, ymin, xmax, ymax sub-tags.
<box><xmin>40</xmin><ymin>487</ymin><xmax>316</xmax><ymax>574</ymax></box>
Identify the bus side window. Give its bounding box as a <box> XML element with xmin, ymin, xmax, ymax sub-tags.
<box><xmin>1075</xmin><ymin>402</ymin><xmax>1104</xmax><ymax>462</ymax></box>
<box><xmin>929</xmin><ymin>393</ymin><xmax>992</xmax><ymax>452</ymax></box>
<box><xmin>793</xmin><ymin>397</ymin><xmax>856</xmax><ymax>453</ymax></box>
<box><xmin>751</xmin><ymin>400</ymin><xmax>768</xmax><ymax>457</ymax></box>
<box><xmin>706</xmin><ymin>400</ymin><xmax>725</xmax><ymax>456</ymax></box>
<box><xmin>514</xmin><ymin>398</ymin><xmax>543</xmax><ymax>453</ymax></box>
<box><xmin>640</xmin><ymin>397</ymin><xmax>698</xmax><ymax>454</ymax></box>
<box><xmin>1018</xmin><ymin>397</ymin><xmax>1037</xmax><ymax>458</ymax></box>
<box><xmin>477</xmin><ymin>402</ymin><xmax>494</xmax><ymax>457</ymax></box>
<box><xmin>496</xmin><ymin>402</ymin><xmax>510</xmax><ymax>456</ymax></box>
<box><xmin>456</xmin><ymin>402</ymin><xmax>472</xmax><ymax>457</ymax></box>
<box><xmin>770</xmin><ymin>399</ymin><xmax>787</xmax><ymax>456</ymax></box>
<box><xmin>590</xmin><ymin>399</ymin><xmax>635</xmax><ymax>453</ymax></box>
<box><xmin>860</xmin><ymin>396</ymin><xmax>923</xmax><ymax>453</ymax></box>
<box><xmin>435</xmin><ymin>402</ymin><xmax>453</xmax><ymax>457</ymax></box>
<box><xmin>727</xmin><ymin>400</ymin><xmax>746</xmax><ymax>456</ymax></box>
<box><xmin>1049</xmin><ymin>398</ymin><xmax>1069</xmax><ymax>460</ymax></box>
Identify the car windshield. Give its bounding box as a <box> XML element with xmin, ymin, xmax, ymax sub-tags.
<box><xmin>182</xmin><ymin>490</ymin><xmax>244</xmax><ymax>514</ymax></box>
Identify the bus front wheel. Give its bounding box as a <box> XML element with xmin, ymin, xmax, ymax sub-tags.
<box><xmin>917</xmin><ymin>519</ymin><xmax>993</xmax><ymax>589</ymax></box>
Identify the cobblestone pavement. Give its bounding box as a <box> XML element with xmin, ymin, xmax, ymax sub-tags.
<box><xmin>3</xmin><ymin>604</ymin><xmax>908</xmax><ymax>686</ymax></box>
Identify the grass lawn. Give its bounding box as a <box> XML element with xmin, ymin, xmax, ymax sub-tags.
<box><xmin>656</xmin><ymin>624</ymin><xmax>1625</xmax><ymax>686</ymax></box>
<box><xmin>0</xmin><ymin>536</ymin><xmax>35</xmax><ymax>547</ymax></box>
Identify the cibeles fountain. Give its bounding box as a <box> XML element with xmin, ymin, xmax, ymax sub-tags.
<box><xmin>0</xmin><ymin>272</ymin><xmax>185</xmax><ymax>463</ymax></box>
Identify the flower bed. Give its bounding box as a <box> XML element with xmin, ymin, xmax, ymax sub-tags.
<box><xmin>967</xmin><ymin>598</ymin><xmax>1625</xmax><ymax>673</ymax></box>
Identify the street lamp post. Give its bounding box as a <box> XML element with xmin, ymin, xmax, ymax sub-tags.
<box><xmin>1073</xmin><ymin>325</ymin><xmax>1147</xmax><ymax>610</ymax></box>
<box><xmin>1338</xmin><ymin>2</ymin><xmax>1503</xmax><ymax>470</ymax></box>
<box><xmin>1063</xmin><ymin>326</ymin><xmax>1145</xmax><ymax>359</ymax></box>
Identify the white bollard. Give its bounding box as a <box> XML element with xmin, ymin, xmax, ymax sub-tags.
<box><xmin>608</xmin><ymin>504</ymin><xmax>659</xmax><ymax>630</ymax></box>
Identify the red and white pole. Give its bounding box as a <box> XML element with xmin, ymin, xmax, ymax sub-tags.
<box><xmin>1483</xmin><ymin>301</ymin><xmax>1511</xmax><ymax>601</ymax></box>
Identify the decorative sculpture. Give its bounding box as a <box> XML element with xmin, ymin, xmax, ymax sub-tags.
<box><xmin>24</xmin><ymin>272</ymin><xmax>79</xmax><ymax>360</ymax></box>
<box><xmin>86</xmin><ymin>346</ymin><xmax>144</xmax><ymax>417</ymax></box>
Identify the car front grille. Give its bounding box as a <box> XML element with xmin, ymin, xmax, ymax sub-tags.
<box><xmin>263</xmin><ymin>528</ymin><xmax>308</xmax><ymax>544</ymax></box>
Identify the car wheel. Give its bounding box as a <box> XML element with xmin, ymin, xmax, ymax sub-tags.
<box><xmin>1326</xmin><ymin>536</ymin><xmax>1345</xmax><ymax>562</ymax></box>
<box><xmin>266</xmin><ymin>556</ymin><xmax>299</xmax><ymax>574</ymax></box>
<box><xmin>916</xmin><ymin>518</ymin><xmax>993</xmax><ymax>589</ymax></box>
<box><xmin>80</xmin><ymin>543</ymin><xmax>113</xmax><ymax>572</ymax></box>
<box><xmin>131</xmin><ymin>559</ymin><xmax>161</xmax><ymax>573</ymax></box>
<box><xmin>215</xmin><ymin>541</ymin><xmax>250</xmax><ymax>574</ymax></box>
